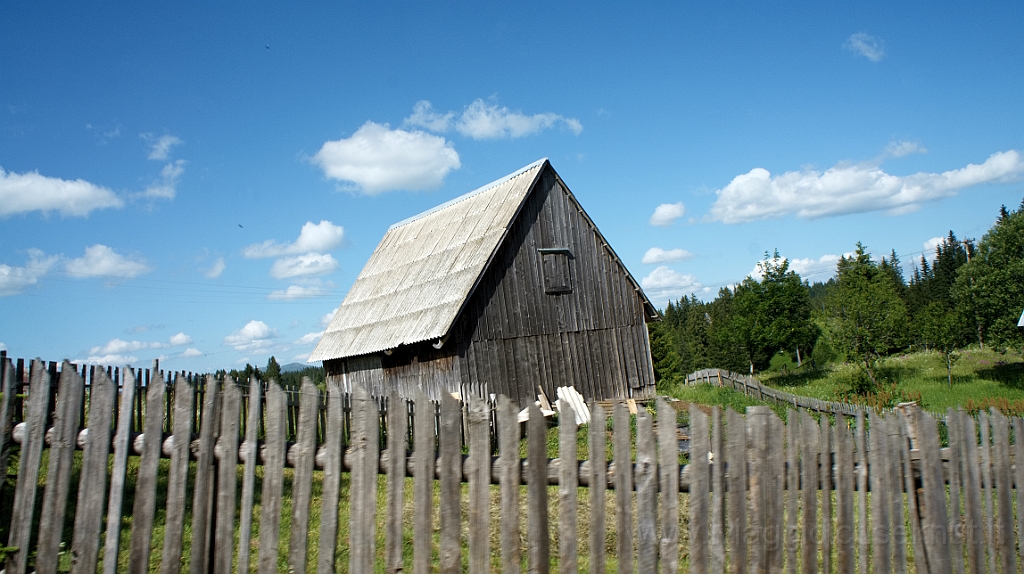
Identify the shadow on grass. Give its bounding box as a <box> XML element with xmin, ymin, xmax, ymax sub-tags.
<box><xmin>978</xmin><ymin>361</ymin><xmax>1024</xmax><ymax>390</ymax></box>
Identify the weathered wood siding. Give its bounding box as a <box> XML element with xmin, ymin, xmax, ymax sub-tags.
<box><xmin>326</xmin><ymin>165</ymin><xmax>656</xmax><ymax>406</ymax></box>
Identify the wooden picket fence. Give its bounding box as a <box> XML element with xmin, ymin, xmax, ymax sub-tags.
<box><xmin>3</xmin><ymin>357</ymin><xmax>1024</xmax><ymax>573</ymax></box>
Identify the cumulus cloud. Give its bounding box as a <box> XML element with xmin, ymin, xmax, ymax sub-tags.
<box><xmin>649</xmin><ymin>202</ymin><xmax>685</xmax><ymax>227</ymax></box>
<box><xmin>224</xmin><ymin>320</ymin><xmax>278</xmax><ymax>352</ymax></box>
<box><xmin>243</xmin><ymin>221</ymin><xmax>345</xmax><ymax>258</ymax></box>
<box><xmin>268</xmin><ymin>284</ymin><xmax>330</xmax><ymax>300</ymax></box>
<box><xmin>404</xmin><ymin>101</ymin><xmax>456</xmax><ymax>132</ymax></box>
<box><xmin>0</xmin><ymin>168</ymin><xmax>123</xmax><ymax>217</ymax></box>
<box><xmin>320</xmin><ymin>308</ymin><xmax>337</xmax><ymax>328</ymax></box>
<box><xmin>923</xmin><ymin>236</ymin><xmax>944</xmax><ymax>255</ymax></box>
<box><xmin>89</xmin><ymin>332</ymin><xmax>193</xmax><ymax>355</ymax></box>
<box><xmin>269</xmin><ymin>253</ymin><xmax>338</xmax><ymax>279</ymax></box>
<box><xmin>642</xmin><ymin>247</ymin><xmax>694</xmax><ymax>265</ymax></box>
<box><xmin>406</xmin><ymin>99</ymin><xmax>583</xmax><ymax>140</ymax></box>
<box><xmin>182</xmin><ymin>348</ymin><xmax>203</xmax><ymax>357</ymax></box>
<box><xmin>65</xmin><ymin>245</ymin><xmax>151</xmax><ymax>278</ymax></box>
<box><xmin>140</xmin><ymin>160</ymin><xmax>185</xmax><ymax>200</ymax></box>
<box><xmin>0</xmin><ymin>249</ymin><xmax>59</xmax><ymax>296</ymax></box>
<box><xmin>82</xmin><ymin>354</ymin><xmax>138</xmax><ymax>365</ymax></box>
<box><xmin>883</xmin><ymin>141</ymin><xmax>927</xmax><ymax>159</ymax></box>
<box><xmin>845</xmin><ymin>32</ymin><xmax>885</xmax><ymax>62</ymax></box>
<box><xmin>313</xmin><ymin>122</ymin><xmax>461</xmax><ymax>194</ymax></box>
<box><xmin>142</xmin><ymin>134</ymin><xmax>183</xmax><ymax>160</ymax></box>
<box><xmin>708</xmin><ymin>150</ymin><xmax>1024</xmax><ymax>224</ymax></box>
<box><xmin>640</xmin><ymin>266</ymin><xmax>702</xmax><ymax>302</ymax></box>
<box><xmin>295</xmin><ymin>331</ymin><xmax>324</xmax><ymax>345</ymax></box>
<box><xmin>203</xmin><ymin>257</ymin><xmax>226</xmax><ymax>279</ymax></box>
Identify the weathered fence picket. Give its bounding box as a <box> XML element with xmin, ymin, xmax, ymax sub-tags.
<box><xmin>6</xmin><ymin>354</ymin><xmax>1024</xmax><ymax>574</ymax></box>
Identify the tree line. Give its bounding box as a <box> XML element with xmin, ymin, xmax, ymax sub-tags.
<box><xmin>650</xmin><ymin>198</ymin><xmax>1024</xmax><ymax>393</ymax></box>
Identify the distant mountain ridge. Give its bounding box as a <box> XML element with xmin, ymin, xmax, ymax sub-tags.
<box><xmin>281</xmin><ymin>361</ymin><xmax>322</xmax><ymax>372</ymax></box>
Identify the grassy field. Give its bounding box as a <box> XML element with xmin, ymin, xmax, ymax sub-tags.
<box><xmin>757</xmin><ymin>346</ymin><xmax>1024</xmax><ymax>414</ymax></box>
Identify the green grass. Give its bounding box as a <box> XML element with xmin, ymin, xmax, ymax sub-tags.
<box><xmin>758</xmin><ymin>346</ymin><xmax>1024</xmax><ymax>414</ymax></box>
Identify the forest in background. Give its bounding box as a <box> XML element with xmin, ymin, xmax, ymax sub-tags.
<box><xmin>650</xmin><ymin>198</ymin><xmax>1024</xmax><ymax>397</ymax></box>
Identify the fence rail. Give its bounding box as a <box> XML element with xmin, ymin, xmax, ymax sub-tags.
<box><xmin>2</xmin><ymin>356</ymin><xmax>1024</xmax><ymax>573</ymax></box>
<box><xmin>685</xmin><ymin>367</ymin><xmax>906</xmax><ymax>417</ymax></box>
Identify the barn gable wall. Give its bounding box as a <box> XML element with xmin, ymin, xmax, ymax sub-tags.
<box><xmin>452</xmin><ymin>166</ymin><xmax>655</xmax><ymax>406</ymax></box>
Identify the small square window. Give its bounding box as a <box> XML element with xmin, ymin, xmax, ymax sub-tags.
<box><xmin>539</xmin><ymin>248</ymin><xmax>572</xmax><ymax>294</ymax></box>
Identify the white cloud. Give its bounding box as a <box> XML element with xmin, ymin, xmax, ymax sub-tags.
<box><xmin>243</xmin><ymin>220</ymin><xmax>345</xmax><ymax>258</ymax></box>
<box><xmin>845</xmin><ymin>32</ymin><xmax>884</xmax><ymax>62</ymax></box>
<box><xmin>708</xmin><ymin>150</ymin><xmax>1024</xmax><ymax>224</ymax></box>
<box><xmin>923</xmin><ymin>236</ymin><xmax>944</xmax><ymax>255</ymax></box>
<box><xmin>0</xmin><ymin>168</ymin><xmax>123</xmax><ymax>217</ymax></box>
<box><xmin>269</xmin><ymin>253</ymin><xmax>338</xmax><ymax>279</ymax></box>
<box><xmin>65</xmin><ymin>245</ymin><xmax>151</xmax><ymax>278</ymax></box>
<box><xmin>640</xmin><ymin>266</ymin><xmax>702</xmax><ymax>302</ymax></box>
<box><xmin>642</xmin><ymin>247</ymin><xmax>694</xmax><ymax>265</ymax></box>
<box><xmin>89</xmin><ymin>332</ymin><xmax>192</xmax><ymax>355</ymax></box>
<box><xmin>405</xmin><ymin>99</ymin><xmax>583</xmax><ymax>140</ymax></box>
<box><xmin>883</xmin><ymin>141</ymin><xmax>927</xmax><ymax>159</ymax></box>
<box><xmin>0</xmin><ymin>249</ymin><xmax>59</xmax><ymax>296</ymax></box>
<box><xmin>142</xmin><ymin>134</ymin><xmax>183</xmax><ymax>160</ymax></box>
<box><xmin>748</xmin><ymin>254</ymin><xmax>846</xmax><ymax>281</ymax></box>
<box><xmin>204</xmin><ymin>257</ymin><xmax>226</xmax><ymax>279</ymax></box>
<box><xmin>649</xmin><ymin>202</ymin><xmax>685</xmax><ymax>227</ymax></box>
<box><xmin>82</xmin><ymin>354</ymin><xmax>138</xmax><ymax>365</ymax></box>
<box><xmin>182</xmin><ymin>348</ymin><xmax>203</xmax><ymax>357</ymax></box>
<box><xmin>0</xmin><ymin>342</ymin><xmax>6</xmax><ymax>351</ymax></box>
<box><xmin>404</xmin><ymin>101</ymin><xmax>456</xmax><ymax>132</ymax></box>
<box><xmin>320</xmin><ymin>309</ymin><xmax>337</xmax><ymax>328</ymax></box>
<box><xmin>295</xmin><ymin>331</ymin><xmax>324</xmax><ymax>345</ymax></box>
<box><xmin>224</xmin><ymin>320</ymin><xmax>278</xmax><ymax>352</ymax></box>
<box><xmin>313</xmin><ymin>121</ymin><xmax>461</xmax><ymax>194</ymax></box>
<box><xmin>268</xmin><ymin>285</ymin><xmax>330</xmax><ymax>300</ymax></box>
<box><xmin>140</xmin><ymin>160</ymin><xmax>185</xmax><ymax>200</ymax></box>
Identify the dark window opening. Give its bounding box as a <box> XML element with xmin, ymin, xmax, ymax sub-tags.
<box><xmin>539</xmin><ymin>247</ymin><xmax>572</xmax><ymax>294</ymax></box>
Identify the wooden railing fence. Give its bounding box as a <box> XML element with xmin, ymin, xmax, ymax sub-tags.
<box><xmin>685</xmin><ymin>368</ymin><xmax>907</xmax><ymax>417</ymax></box>
<box><xmin>3</xmin><ymin>356</ymin><xmax>1024</xmax><ymax>573</ymax></box>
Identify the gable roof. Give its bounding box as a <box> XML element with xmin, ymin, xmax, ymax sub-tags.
<box><xmin>310</xmin><ymin>159</ymin><xmax>654</xmax><ymax>361</ymax></box>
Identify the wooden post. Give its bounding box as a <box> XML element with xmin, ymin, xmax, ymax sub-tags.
<box><xmin>349</xmin><ymin>385</ymin><xmax>380</xmax><ymax>574</ymax></box>
<box><xmin>726</xmin><ymin>408</ymin><xmax>747</xmax><ymax>574</ymax></box>
<box><xmin>636</xmin><ymin>410</ymin><xmax>657</xmax><ymax>574</ymax></box>
<box><xmin>528</xmin><ymin>402</ymin><xmax>550</xmax><ymax>574</ymax></box>
<box><xmin>257</xmin><ymin>381</ymin><xmax>286</xmax><ymax>574</ymax></box>
<box><xmin>287</xmin><ymin>378</ymin><xmax>319</xmax><ymax>574</ymax></box>
<box><xmin>214</xmin><ymin>379</ymin><xmax>241</xmax><ymax>574</ymax></box>
<box><xmin>239</xmin><ymin>376</ymin><xmax>263</xmax><ymax>574</ymax></box>
<box><xmin>37</xmin><ymin>362</ymin><xmax>85</xmax><ymax>574</ymax></box>
<box><xmin>317</xmin><ymin>374</ymin><xmax>345</xmax><ymax>574</ymax></box>
<box><xmin>614</xmin><ymin>400</ymin><xmax>634</xmax><ymax>574</ymax></box>
<box><xmin>658</xmin><ymin>399</ymin><xmax>680</xmax><ymax>574</ymax></box>
<box><xmin>801</xmin><ymin>410</ymin><xmax>820</xmax><ymax>574</ymax></box>
<box><xmin>690</xmin><ymin>405</ymin><xmax>710</xmax><ymax>573</ymax></box>
<box><xmin>499</xmin><ymin>395</ymin><xmax>521</xmax><ymax>574</ymax></box>
<box><xmin>159</xmin><ymin>374</ymin><xmax>196</xmax><ymax>574</ymax></box>
<box><xmin>439</xmin><ymin>391</ymin><xmax>461</xmax><ymax>574</ymax></box>
<box><xmin>559</xmin><ymin>402</ymin><xmax>579</xmax><ymax>574</ymax></box>
<box><xmin>129</xmin><ymin>365</ymin><xmax>166</xmax><ymax>574</ymax></box>
<box><xmin>711</xmin><ymin>406</ymin><xmax>726</xmax><ymax>574</ymax></box>
<box><xmin>590</xmin><ymin>401</ymin><xmax>607</xmax><ymax>574</ymax></box>
<box><xmin>386</xmin><ymin>390</ymin><xmax>409</xmax><ymax>574</ymax></box>
<box><xmin>70</xmin><ymin>367</ymin><xmax>115</xmax><ymax>574</ymax></box>
<box><xmin>469</xmin><ymin>393</ymin><xmax>491</xmax><ymax>573</ymax></box>
<box><xmin>413</xmin><ymin>391</ymin><xmax>435</xmax><ymax>574</ymax></box>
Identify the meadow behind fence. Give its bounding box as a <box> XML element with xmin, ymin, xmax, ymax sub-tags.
<box><xmin>2</xmin><ymin>354</ymin><xmax>1024</xmax><ymax>574</ymax></box>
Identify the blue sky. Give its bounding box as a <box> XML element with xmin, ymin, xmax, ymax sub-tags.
<box><xmin>2</xmin><ymin>3</ymin><xmax>1022</xmax><ymax>371</ymax></box>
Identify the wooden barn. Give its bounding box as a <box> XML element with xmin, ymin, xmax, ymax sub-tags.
<box><xmin>310</xmin><ymin>159</ymin><xmax>659</xmax><ymax>407</ymax></box>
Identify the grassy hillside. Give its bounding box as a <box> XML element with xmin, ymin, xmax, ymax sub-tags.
<box><xmin>757</xmin><ymin>346</ymin><xmax>1024</xmax><ymax>415</ymax></box>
